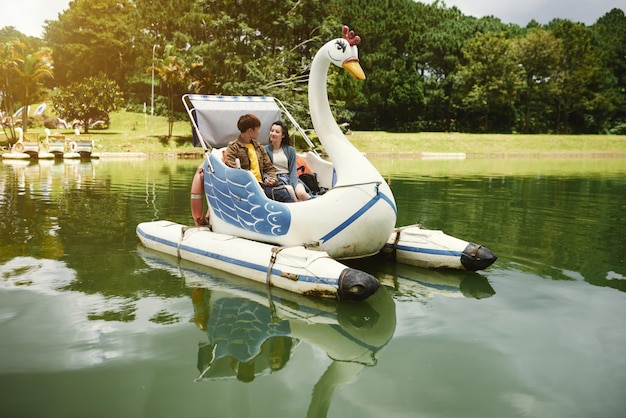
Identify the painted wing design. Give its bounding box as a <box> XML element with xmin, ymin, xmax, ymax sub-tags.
<box><xmin>204</xmin><ymin>153</ymin><xmax>291</xmax><ymax>236</ymax></box>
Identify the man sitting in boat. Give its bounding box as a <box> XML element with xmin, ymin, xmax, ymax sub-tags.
<box><xmin>224</xmin><ymin>114</ymin><xmax>293</xmax><ymax>203</ymax></box>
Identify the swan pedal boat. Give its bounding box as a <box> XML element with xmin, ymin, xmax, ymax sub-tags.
<box><xmin>136</xmin><ymin>27</ymin><xmax>496</xmax><ymax>301</ymax></box>
<box><xmin>2</xmin><ymin>128</ymin><xmax>38</xmax><ymax>160</ymax></box>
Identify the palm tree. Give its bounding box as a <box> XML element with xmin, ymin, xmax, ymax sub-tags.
<box><xmin>152</xmin><ymin>45</ymin><xmax>187</xmax><ymax>138</ymax></box>
<box><xmin>13</xmin><ymin>43</ymin><xmax>54</xmax><ymax>132</ymax></box>
<box><xmin>0</xmin><ymin>40</ymin><xmax>21</xmax><ymax>142</ymax></box>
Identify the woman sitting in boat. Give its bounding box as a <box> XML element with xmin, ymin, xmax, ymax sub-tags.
<box><xmin>264</xmin><ymin>120</ymin><xmax>311</xmax><ymax>202</ymax></box>
<box><xmin>224</xmin><ymin>114</ymin><xmax>293</xmax><ymax>203</ymax></box>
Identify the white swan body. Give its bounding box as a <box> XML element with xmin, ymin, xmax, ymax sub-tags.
<box><xmin>200</xmin><ymin>29</ymin><xmax>396</xmax><ymax>260</ymax></box>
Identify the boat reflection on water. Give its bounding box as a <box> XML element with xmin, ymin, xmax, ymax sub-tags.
<box><xmin>138</xmin><ymin>247</ymin><xmax>396</xmax><ymax>416</ymax></box>
<box><xmin>347</xmin><ymin>255</ymin><xmax>496</xmax><ymax>300</ymax></box>
<box><xmin>1</xmin><ymin>159</ymin><xmax>100</xmax><ymax>261</ymax></box>
<box><xmin>192</xmin><ymin>287</ymin><xmax>298</xmax><ymax>382</ymax></box>
<box><xmin>1</xmin><ymin>158</ymin><xmax>99</xmax><ymax>193</ymax></box>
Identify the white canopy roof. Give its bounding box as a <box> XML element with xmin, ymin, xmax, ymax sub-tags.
<box><xmin>184</xmin><ymin>95</ymin><xmax>282</xmax><ymax>148</ymax></box>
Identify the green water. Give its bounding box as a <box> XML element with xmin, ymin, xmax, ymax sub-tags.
<box><xmin>1</xmin><ymin>157</ymin><xmax>625</xmax><ymax>418</ymax></box>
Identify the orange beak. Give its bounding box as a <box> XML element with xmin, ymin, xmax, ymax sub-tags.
<box><xmin>342</xmin><ymin>58</ymin><xmax>366</xmax><ymax>80</ymax></box>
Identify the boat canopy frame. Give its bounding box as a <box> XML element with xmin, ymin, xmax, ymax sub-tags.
<box><xmin>182</xmin><ymin>94</ymin><xmax>317</xmax><ymax>157</ymax></box>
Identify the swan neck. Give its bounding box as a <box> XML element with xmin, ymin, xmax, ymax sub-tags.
<box><xmin>309</xmin><ymin>54</ymin><xmax>336</xmax><ymax>138</ymax></box>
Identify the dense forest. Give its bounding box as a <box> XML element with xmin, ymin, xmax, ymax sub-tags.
<box><xmin>1</xmin><ymin>0</ymin><xmax>625</xmax><ymax>135</ymax></box>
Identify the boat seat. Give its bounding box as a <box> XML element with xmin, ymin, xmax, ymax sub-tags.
<box><xmin>48</xmin><ymin>139</ymin><xmax>66</xmax><ymax>153</ymax></box>
<box><xmin>23</xmin><ymin>132</ymin><xmax>40</xmax><ymax>141</ymax></box>
<box><xmin>74</xmin><ymin>139</ymin><xmax>94</xmax><ymax>153</ymax></box>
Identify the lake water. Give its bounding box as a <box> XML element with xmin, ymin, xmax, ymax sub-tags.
<box><xmin>1</xmin><ymin>156</ymin><xmax>625</xmax><ymax>418</ymax></box>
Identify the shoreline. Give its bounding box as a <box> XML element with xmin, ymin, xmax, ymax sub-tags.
<box><xmin>4</xmin><ymin>150</ymin><xmax>626</xmax><ymax>161</ymax></box>
<box><xmin>363</xmin><ymin>151</ymin><xmax>626</xmax><ymax>159</ymax></box>
<box><xmin>106</xmin><ymin>151</ymin><xmax>626</xmax><ymax>159</ymax></box>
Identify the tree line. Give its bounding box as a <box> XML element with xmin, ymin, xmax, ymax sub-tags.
<box><xmin>1</xmin><ymin>0</ymin><xmax>625</xmax><ymax>138</ymax></box>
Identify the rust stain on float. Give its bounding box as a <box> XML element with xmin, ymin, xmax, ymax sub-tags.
<box><xmin>303</xmin><ymin>287</ymin><xmax>337</xmax><ymax>299</ymax></box>
<box><xmin>280</xmin><ymin>272</ymin><xmax>299</xmax><ymax>281</ymax></box>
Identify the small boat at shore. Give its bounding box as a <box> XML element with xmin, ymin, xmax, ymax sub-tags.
<box><xmin>137</xmin><ymin>26</ymin><xmax>496</xmax><ymax>300</ymax></box>
<box><xmin>1</xmin><ymin>128</ymin><xmax>35</xmax><ymax>160</ymax></box>
<box><xmin>63</xmin><ymin>138</ymin><xmax>100</xmax><ymax>159</ymax></box>
<box><xmin>2</xmin><ymin>128</ymin><xmax>100</xmax><ymax>161</ymax></box>
<box><xmin>1</xmin><ymin>150</ymin><xmax>30</xmax><ymax>160</ymax></box>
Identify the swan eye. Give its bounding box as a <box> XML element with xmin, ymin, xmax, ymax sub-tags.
<box><xmin>335</xmin><ymin>40</ymin><xmax>347</xmax><ymax>53</ymax></box>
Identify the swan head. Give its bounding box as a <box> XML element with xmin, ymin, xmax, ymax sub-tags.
<box><xmin>323</xmin><ymin>26</ymin><xmax>366</xmax><ymax>80</ymax></box>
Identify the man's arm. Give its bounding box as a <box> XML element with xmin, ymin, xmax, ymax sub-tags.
<box><xmin>224</xmin><ymin>141</ymin><xmax>243</xmax><ymax>168</ymax></box>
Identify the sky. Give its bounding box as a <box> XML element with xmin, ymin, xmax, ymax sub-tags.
<box><xmin>435</xmin><ymin>0</ymin><xmax>625</xmax><ymax>25</ymax></box>
<box><xmin>2</xmin><ymin>0</ymin><xmax>70</xmax><ymax>38</ymax></box>
<box><xmin>1</xmin><ymin>0</ymin><xmax>624</xmax><ymax>38</ymax></box>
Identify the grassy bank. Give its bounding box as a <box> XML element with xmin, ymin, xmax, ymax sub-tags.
<box><xmin>349</xmin><ymin>131</ymin><xmax>626</xmax><ymax>156</ymax></box>
<box><xmin>2</xmin><ymin>110</ymin><xmax>625</xmax><ymax>156</ymax></box>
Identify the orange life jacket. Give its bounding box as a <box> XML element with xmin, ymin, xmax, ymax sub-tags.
<box><xmin>296</xmin><ymin>156</ymin><xmax>312</xmax><ymax>176</ymax></box>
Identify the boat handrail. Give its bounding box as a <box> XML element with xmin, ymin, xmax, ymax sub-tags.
<box><xmin>331</xmin><ymin>180</ymin><xmax>382</xmax><ymax>190</ymax></box>
<box><xmin>272</xmin><ymin>97</ymin><xmax>319</xmax><ymax>156</ymax></box>
<box><xmin>182</xmin><ymin>94</ymin><xmax>214</xmax><ymax>173</ymax></box>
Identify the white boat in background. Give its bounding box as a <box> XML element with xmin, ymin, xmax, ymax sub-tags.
<box><xmin>137</xmin><ymin>26</ymin><xmax>496</xmax><ymax>300</ymax></box>
<box><xmin>63</xmin><ymin>131</ymin><xmax>99</xmax><ymax>159</ymax></box>
<box><xmin>2</xmin><ymin>128</ymin><xmax>34</xmax><ymax>160</ymax></box>
<box><xmin>1</xmin><ymin>151</ymin><xmax>30</xmax><ymax>160</ymax></box>
<box><xmin>2</xmin><ymin>128</ymin><xmax>100</xmax><ymax>161</ymax></box>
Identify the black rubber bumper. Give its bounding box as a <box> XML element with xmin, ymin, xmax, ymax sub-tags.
<box><xmin>337</xmin><ymin>268</ymin><xmax>380</xmax><ymax>301</ymax></box>
<box><xmin>461</xmin><ymin>243</ymin><xmax>497</xmax><ymax>271</ymax></box>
